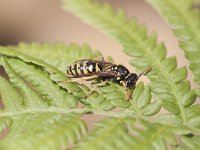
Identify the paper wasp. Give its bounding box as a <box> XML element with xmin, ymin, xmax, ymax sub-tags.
<box><xmin>66</xmin><ymin>58</ymin><xmax>151</xmax><ymax>100</ymax></box>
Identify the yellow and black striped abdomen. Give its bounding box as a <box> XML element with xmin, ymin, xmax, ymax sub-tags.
<box><xmin>66</xmin><ymin>60</ymin><xmax>102</xmax><ymax>77</ymax></box>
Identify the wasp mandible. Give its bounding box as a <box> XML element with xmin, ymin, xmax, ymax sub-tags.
<box><xmin>66</xmin><ymin>57</ymin><xmax>151</xmax><ymax>100</ymax></box>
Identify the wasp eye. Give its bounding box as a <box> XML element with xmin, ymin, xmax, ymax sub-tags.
<box><xmin>125</xmin><ymin>73</ymin><xmax>138</xmax><ymax>88</ymax></box>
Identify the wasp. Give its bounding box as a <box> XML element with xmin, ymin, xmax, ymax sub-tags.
<box><xmin>66</xmin><ymin>58</ymin><xmax>151</xmax><ymax>100</ymax></box>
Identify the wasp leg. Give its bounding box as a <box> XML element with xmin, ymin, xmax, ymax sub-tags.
<box><xmin>84</xmin><ymin>80</ymin><xmax>108</xmax><ymax>99</ymax></box>
<box><xmin>84</xmin><ymin>76</ymin><xmax>99</xmax><ymax>81</ymax></box>
<box><xmin>57</xmin><ymin>79</ymin><xmax>69</xmax><ymax>84</ymax></box>
<box><xmin>83</xmin><ymin>85</ymin><xmax>97</xmax><ymax>99</ymax></box>
<box><xmin>57</xmin><ymin>77</ymin><xmax>83</xmax><ymax>84</ymax></box>
<box><xmin>96</xmin><ymin>56</ymin><xmax>105</xmax><ymax>62</ymax></box>
<box><xmin>126</xmin><ymin>88</ymin><xmax>134</xmax><ymax>100</ymax></box>
<box><xmin>96</xmin><ymin>80</ymin><xmax>109</xmax><ymax>86</ymax></box>
<box><xmin>96</xmin><ymin>56</ymin><xmax>115</xmax><ymax>66</ymax></box>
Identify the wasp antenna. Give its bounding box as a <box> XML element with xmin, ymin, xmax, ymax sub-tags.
<box><xmin>138</xmin><ymin>66</ymin><xmax>151</xmax><ymax>78</ymax></box>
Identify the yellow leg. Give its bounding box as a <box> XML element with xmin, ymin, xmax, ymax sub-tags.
<box><xmin>84</xmin><ymin>76</ymin><xmax>98</xmax><ymax>81</ymax></box>
<box><xmin>57</xmin><ymin>79</ymin><xmax>69</xmax><ymax>84</ymax></box>
<box><xmin>126</xmin><ymin>88</ymin><xmax>134</xmax><ymax>101</ymax></box>
<box><xmin>57</xmin><ymin>77</ymin><xmax>83</xmax><ymax>84</ymax></box>
<box><xmin>96</xmin><ymin>56</ymin><xmax>105</xmax><ymax>62</ymax></box>
<box><xmin>84</xmin><ymin>80</ymin><xmax>108</xmax><ymax>99</ymax></box>
<box><xmin>96</xmin><ymin>80</ymin><xmax>108</xmax><ymax>86</ymax></box>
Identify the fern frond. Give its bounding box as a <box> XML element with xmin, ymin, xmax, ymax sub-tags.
<box><xmin>6</xmin><ymin>58</ymin><xmax>77</xmax><ymax>108</ymax></box>
<box><xmin>0</xmin><ymin>2</ymin><xmax>200</xmax><ymax>146</ymax></box>
<box><xmin>0</xmin><ymin>46</ymin><xmax>90</xmax><ymax>99</ymax></box>
<box><xmin>62</xmin><ymin>0</ymin><xmax>197</xmax><ymax>125</ymax></box>
<box><xmin>10</xmin><ymin>42</ymin><xmax>100</xmax><ymax>72</ymax></box>
<box><xmin>3</xmin><ymin>58</ymin><xmax>48</xmax><ymax>108</ymax></box>
<box><xmin>0</xmin><ymin>114</ymin><xmax>87</xmax><ymax>150</ymax></box>
<box><xmin>128</xmin><ymin>120</ymin><xmax>199</xmax><ymax>150</ymax></box>
<box><xmin>72</xmin><ymin>118</ymin><xmax>132</xmax><ymax>150</ymax></box>
<box><xmin>99</xmin><ymin>82</ymin><xmax>130</xmax><ymax>108</ymax></box>
<box><xmin>0</xmin><ymin>75</ymin><xmax>23</xmax><ymax>111</ymax></box>
<box><xmin>0</xmin><ymin>45</ymin><xmax>94</xmax><ymax>149</ymax></box>
<box><xmin>131</xmin><ymin>82</ymin><xmax>161</xmax><ymax>116</ymax></box>
<box><xmin>81</xmin><ymin>91</ymin><xmax>115</xmax><ymax>111</ymax></box>
<box><xmin>146</xmin><ymin>0</ymin><xmax>200</xmax><ymax>85</ymax></box>
<box><xmin>73</xmin><ymin>118</ymin><xmax>199</xmax><ymax>150</ymax></box>
<box><xmin>0</xmin><ymin>117</ymin><xmax>12</xmax><ymax>132</ymax></box>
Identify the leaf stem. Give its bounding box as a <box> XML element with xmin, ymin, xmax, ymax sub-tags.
<box><xmin>0</xmin><ymin>107</ymin><xmax>136</xmax><ymax>118</ymax></box>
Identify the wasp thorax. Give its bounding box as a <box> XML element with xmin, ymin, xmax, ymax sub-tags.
<box><xmin>112</xmin><ymin>65</ymin><xmax>129</xmax><ymax>81</ymax></box>
<box><xmin>125</xmin><ymin>73</ymin><xmax>138</xmax><ymax>88</ymax></box>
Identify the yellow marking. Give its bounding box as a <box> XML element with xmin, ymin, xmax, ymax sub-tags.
<box><xmin>67</xmin><ymin>66</ymin><xmax>72</xmax><ymax>75</ymax></box>
<box><xmin>83</xmin><ymin>62</ymin><xmax>88</xmax><ymax>74</ymax></box>
<box><xmin>77</xmin><ymin>63</ymin><xmax>81</xmax><ymax>75</ymax></box>
<box><xmin>88</xmin><ymin>65</ymin><xmax>93</xmax><ymax>72</ymax></box>
<box><xmin>67</xmin><ymin>70</ymin><xmax>71</xmax><ymax>75</ymax></box>
<box><xmin>71</xmin><ymin>67</ymin><xmax>76</xmax><ymax>75</ymax></box>
<box><xmin>120</xmin><ymin>81</ymin><xmax>126</xmax><ymax>87</ymax></box>
<box><xmin>83</xmin><ymin>69</ymin><xmax>88</xmax><ymax>74</ymax></box>
<box><xmin>117</xmin><ymin>77</ymin><xmax>121</xmax><ymax>80</ymax></box>
<box><xmin>95</xmin><ymin>63</ymin><xmax>100</xmax><ymax>72</ymax></box>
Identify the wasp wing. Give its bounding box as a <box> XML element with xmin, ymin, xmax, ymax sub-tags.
<box><xmin>72</xmin><ymin>59</ymin><xmax>115</xmax><ymax>66</ymax></box>
<box><xmin>67</xmin><ymin>70</ymin><xmax>117</xmax><ymax>78</ymax></box>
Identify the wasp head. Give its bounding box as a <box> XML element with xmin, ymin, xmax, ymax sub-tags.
<box><xmin>125</xmin><ymin>73</ymin><xmax>138</xmax><ymax>88</ymax></box>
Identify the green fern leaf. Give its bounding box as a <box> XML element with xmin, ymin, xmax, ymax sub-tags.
<box><xmin>132</xmin><ymin>82</ymin><xmax>152</xmax><ymax>109</ymax></box>
<box><xmin>146</xmin><ymin>0</ymin><xmax>200</xmax><ymax>85</ymax></box>
<box><xmin>0</xmin><ymin>42</ymin><xmax>199</xmax><ymax>149</ymax></box>
<box><xmin>0</xmin><ymin>114</ymin><xmax>87</xmax><ymax>150</ymax></box>
<box><xmin>127</xmin><ymin>121</ymin><xmax>186</xmax><ymax>150</ymax></box>
<box><xmin>0</xmin><ymin>75</ymin><xmax>23</xmax><ymax>111</ymax></box>
<box><xmin>62</xmin><ymin>0</ymin><xmax>197</xmax><ymax>125</ymax></box>
<box><xmin>81</xmin><ymin>91</ymin><xmax>114</xmax><ymax>111</ymax></box>
<box><xmin>99</xmin><ymin>83</ymin><xmax>130</xmax><ymax>108</ymax></box>
<box><xmin>6</xmin><ymin>58</ymin><xmax>77</xmax><ymax>108</ymax></box>
<box><xmin>155</xmin><ymin>114</ymin><xmax>182</xmax><ymax>125</ymax></box>
<box><xmin>141</xmin><ymin>101</ymin><xmax>161</xmax><ymax>116</ymax></box>
<box><xmin>182</xmin><ymin>135</ymin><xmax>200</xmax><ymax>149</ymax></box>
<box><xmin>0</xmin><ymin>117</ymin><xmax>12</xmax><ymax>133</ymax></box>
<box><xmin>3</xmin><ymin>58</ymin><xmax>48</xmax><ymax>108</ymax></box>
<box><xmin>74</xmin><ymin>118</ymin><xmax>199</xmax><ymax>150</ymax></box>
<box><xmin>130</xmin><ymin>82</ymin><xmax>161</xmax><ymax>116</ymax></box>
<box><xmin>0</xmin><ymin>46</ymin><xmax>90</xmax><ymax>99</ymax></box>
<box><xmin>10</xmin><ymin>42</ymin><xmax>100</xmax><ymax>72</ymax></box>
<box><xmin>72</xmin><ymin>118</ymin><xmax>132</xmax><ymax>150</ymax></box>
<box><xmin>0</xmin><ymin>45</ymin><xmax>91</xmax><ymax>149</ymax></box>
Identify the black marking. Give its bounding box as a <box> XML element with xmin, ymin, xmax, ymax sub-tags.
<box><xmin>67</xmin><ymin>68</ymin><xmax>70</xmax><ymax>75</ymax></box>
<box><xmin>80</xmin><ymin>61</ymin><xmax>84</xmax><ymax>74</ymax></box>
<box><xmin>69</xmin><ymin>66</ymin><xmax>73</xmax><ymax>75</ymax></box>
<box><xmin>74</xmin><ymin>63</ymin><xmax>78</xmax><ymax>75</ymax></box>
<box><xmin>86</xmin><ymin>61</ymin><xmax>95</xmax><ymax>73</ymax></box>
